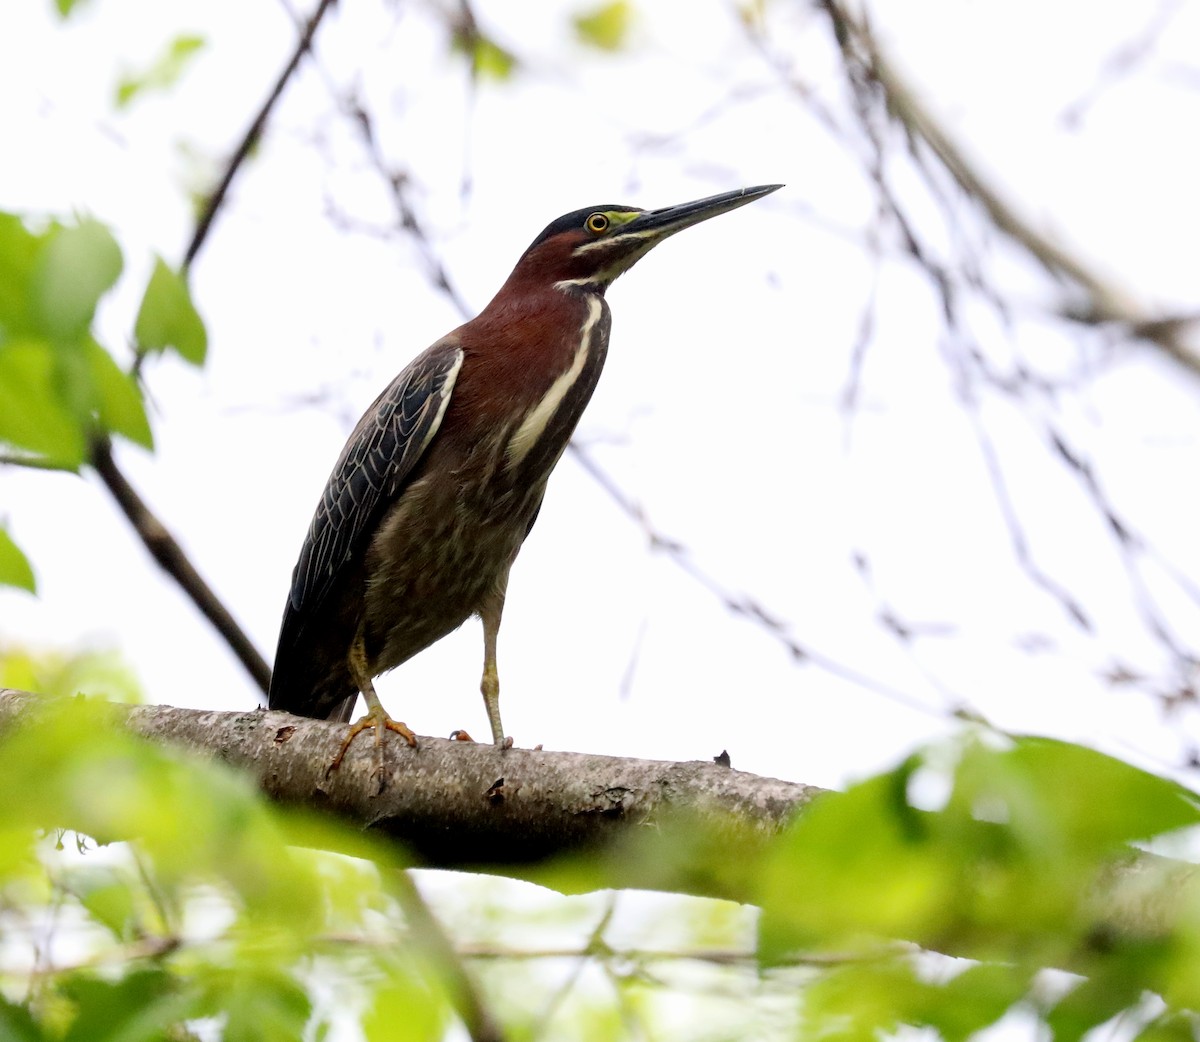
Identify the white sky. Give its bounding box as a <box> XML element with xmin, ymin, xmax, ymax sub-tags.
<box><xmin>2</xmin><ymin>0</ymin><xmax>1199</xmax><ymax>792</ymax></box>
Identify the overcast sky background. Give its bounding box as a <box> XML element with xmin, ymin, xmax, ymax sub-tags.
<box><xmin>2</xmin><ymin>0</ymin><xmax>1199</xmax><ymax>793</ymax></box>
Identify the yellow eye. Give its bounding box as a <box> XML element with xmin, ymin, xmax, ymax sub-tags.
<box><xmin>585</xmin><ymin>212</ymin><xmax>609</xmax><ymax>234</ymax></box>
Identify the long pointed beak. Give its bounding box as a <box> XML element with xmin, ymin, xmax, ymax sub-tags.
<box><xmin>626</xmin><ymin>184</ymin><xmax>782</xmax><ymax>240</ymax></box>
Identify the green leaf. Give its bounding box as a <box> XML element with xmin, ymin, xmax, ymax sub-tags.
<box><xmin>115</xmin><ymin>34</ymin><xmax>207</xmax><ymax>108</ymax></box>
<box><xmin>758</xmin><ymin>759</ymin><xmax>957</xmax><ymax>962</ymax></box>
<box><xmin>572</xmin><ymin>1</ymin><xmax>633</xmax><ymax>51</ymax></box>
<box><xmin>956</xmin><ymin>736</ymin><xmax>1200</xmax><ymax>851</ymax></box>
<box><xmin>85</xmin><ymin>338</ymin><xmax>153</xmax><ymax>448</ymax></box>
<box><xmin>195</xmin><ymin>968</ymin><xmax>312</xmax><ymax>1042</ymax></box>
<box><xmin>927</xmin><ymin>964</ymin><xmax>1030</xmax><ymax>1042</ymax></box>
<box><xmin>0</xmin><ymin>338</ymin><xmax>87</xmax><ymax>466</ymax></box>
<box><xmin>0</xmin><ymin>995</ymin><xmax>45</xmax><ymax>1042</ymax></box>
<box><xmin>0</xmin><ymin>526</ymin><xmax>36</xmax><ymax>593</ymax></box>
<box><xmin>31</xmin><ymin>219</ymin><xmax>123</xmax><ymax>342</ymax></box>
<box><xmin>61</xmin><ymin>969</ymin><xmax>193</xmax><ymax>1042</ymax></box>
<box><xmin>53</xmin><ymin>0</ymin><xmax>89</xmax><ymax>18</ymax></box>
<box><xmin>451</xmin><ymin>29</ymin><xmax>517</xmax><ymax>81</ymax></box>
<box><xmin>134</xmin><ymin>257</ymin><xmax>206</xmax><ymax>365</ymax></box>
<box><xmin>0</xmin><ymin>212</ymin><xmax>41</xmax><ymax>338</ymax></box>
<box><xmin>0</xmin><ymin>648</ymin><xmax>145</xmax><ymax>710</ymax></box>
<box><xmin>73</xmin><ymin>868</ymin><xmax>139</xmax><ymax>941</ymax></box>
<box><xmin>800</xmin><ymin>960</ymin><xmax>925</xmax><ymax>1042</ymax></box>
<box><xmin>363</xmin><ymin>971</ymin><xmax>448</xmax><ymax>1042</ymax></box>
<box><xmin>1045</xmin><ymin>972</ymin><xmax>1144</xmax><ymax>1042</ymax></box>
<box><xmin>758</xmin><ymin>735</ymin><xmax>1200</xmax><ymax>969</ymax></box>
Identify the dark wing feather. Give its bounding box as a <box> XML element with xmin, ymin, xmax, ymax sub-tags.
<box><xmin>288</xmin><ymin>340</ymin><xmax>464</xmax><ymax>619</ymax></box>
<box><xmin>269</xmin><ymin>339</ymin><xmax>462</xmax><ymax>716</ymax></box>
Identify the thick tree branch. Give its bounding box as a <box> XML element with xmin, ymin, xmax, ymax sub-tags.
<box><xmin>3</xmin><ymin>687</ymin><xmax>1194</xmax><ymax>955</ymax></box>
<box><xmin>0</xmin><ymin>688</ymin><xmax>821</xmax><ymax>898</ymax></box>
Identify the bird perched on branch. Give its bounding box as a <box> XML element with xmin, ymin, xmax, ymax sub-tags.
<box><xmin>269</xmin><ymin>184</ymin><xmax>781</xmax><ymax>770</ymax></box>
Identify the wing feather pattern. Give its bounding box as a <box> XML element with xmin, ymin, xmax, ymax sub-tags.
<box><xmin>268</xmin><ymin>341</ymin><xmax>463</xmax><ymax>715</ymax></box>
<box><xmin>290</xmin><ymin>342</ymin><xmax>463</xmax><ymax>617</ymax></box>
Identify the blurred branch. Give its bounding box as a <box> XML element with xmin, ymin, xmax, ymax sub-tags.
<box><xmin>1059</xmin><ymin>0</ymin><xmax>1185</xmax><ymax>128</ymax></box>
<box><xmin>183</xmin><ymin>0</ymin><xmax>338</xmax><ymax>271</ymax></box>
<box><xmin>89</xmin><ymin>438</ymin><xmax>272</xmax><ymax>695</ymax></box>
<box><xmin>817</xmin><ymin>0</ymin><xmax>1200</xmax><ymax>377</ymax></box>
<box><xmin>568</xmin><ymin>442</ymin><xmax>958</xmax><ymax>721</ymax></box>
<box><xmin>388</xmin><ymin>870</ymin><xmax>506</xmax><ymax>1042</ymax></box>
<box><xmin>338</xmin><ymin>92</ymin><xmax>473</xmax><ymax>316</ymax></box>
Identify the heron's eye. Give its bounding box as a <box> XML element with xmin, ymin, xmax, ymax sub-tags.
<box><xmin>585</xmin><ymin>213</ymin><xmax>609</xmax><ymax>234</ymax></box>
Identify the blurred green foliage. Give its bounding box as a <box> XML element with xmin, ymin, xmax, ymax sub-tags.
<box><xmin>758</xmin><ymin>734</ymin><xmax>1200</xmax><ymax>1041</ymax></box>
<box><xmin>135</xmin><ymin>258</ymin><xmax>208</xmax><ymax>366</ymax></box>
<box><xmin>0</xmin><ymin>210</ymin><xmax>205</xmax><ymax>590</ymax></box>
<box><xmin>0</xmin><ymin>695</ymin><xmax>453</xmax><ymax>1041</ymax></box>
<box><xmin>572</xmin><ymin>2</ymin><xmax>633</xmax><ymax>51</ymax></box>
<box><xmin>3</xmin><ymin>694</ymin><xmax>1200</xmax><ymax>1040</ymax></box>
<box><xmin>115</xmin><ymin>34</ymin><xmax>207</xmax><ymax>109</ymax></box>
<box><xmin>0</xmin><ymin>213</ymin><xmax>151</xmax><ymax>470</ymax></box>
<box><xmin>0</xmin><ymin>527</ymin><xmax>36</xmax><ymax>594</ymax></box>
<box><xmin>450</xmin><ymin>28</ymin><xmax>517</xmax><ymax>82</ymax></box>
<box><xmin>1</xmin><ymin>645</ymin><xmax>143</xmax><ymax>703</ymax></box>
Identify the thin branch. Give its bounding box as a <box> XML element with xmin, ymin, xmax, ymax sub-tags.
<box><xmin>339</xmin><ymin>94</ymin><xmax>473</xmax><ymax>317</ymax></box>
<box><xmin>388</xmin><ymin>870</ymin><xmax>506</xmax><ymax>1042</ymax></box>
<box><xmin>1059</xmin><ymin>0</ymin><xmax>1185</xmax><ymax>128</ymax></box>
<box><xmin>182</xmin><ymin>0</ymin><xmax>339</xmax><ymax>271</ymax></box>
<box><xmin>567</xmin><ymin>442</ymin><xmax>954</xmax><ymax>720</ymax></box>
<box><xmin>527</xmin><ymin>897</ymin><xmax>617</xmax><ymax>1035</ymax></box>
<box><xmin>88</xmin><ymin>438</ymin><xmax>272</xmax><ymax>695</ymax></box>
<box><xmin>817</xmin><ymin>0</ymin><xmax>1200</xmax><ymax>377</ymax></box>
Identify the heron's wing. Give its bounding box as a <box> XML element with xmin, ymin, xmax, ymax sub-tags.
<box><xmin>289</xmin><ymin>340</ymin><xmax>464</xmax><ymax>617</ymax></box>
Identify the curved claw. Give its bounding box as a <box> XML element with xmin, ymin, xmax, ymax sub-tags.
<box><xmin>329</xmin><ymin>708</ymin><xmax>418</xmax><ymax>775</ymax></box>
<box><xmin>449</xmin><ymin>728</ymin><xmax>513</xmax><ymax>750</ymax></box>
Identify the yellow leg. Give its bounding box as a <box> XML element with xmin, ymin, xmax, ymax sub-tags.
<box><xmin>479</xmin><ymin>587</ymin><xmax>511</xmax><ymax>748</ymax></box>
<box><xmin>329</xmin><ymin>632</ymin><xmax>417</xmax><ymax>774</ymax></box>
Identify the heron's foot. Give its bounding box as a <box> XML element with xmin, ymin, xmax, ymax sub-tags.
<box><xmin>329</xmin><ymin>709</ymin><xmax>418</xmax><ymax>777</ymax></box>
<box><xmin>449</xmin><ymin>728</ymin><xmax>513</xmax><ymax>750</ymax></box>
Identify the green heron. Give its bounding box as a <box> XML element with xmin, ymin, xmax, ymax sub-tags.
<box><xmin>268</xmin><ymin>184</ymin><xmax>781</xmax><ymax>767</ymax></box>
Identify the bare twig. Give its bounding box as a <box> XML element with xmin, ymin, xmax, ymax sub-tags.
<box><xmin>387</xmin><ymin>870</ymin><xmax>506</xmax><ymax>1042</ymax></box>
<box><xmin>817</xmin><ymin>0</ymin><xmax>1200</xmax><ymax>377</ymax></box>
<box><xmin>567</xmin><ymin>442</ymin><xmax>954</xmax><ymax>720</ymax></box>
<box><xmin>1060</xmin><ymin>0</ymin><xmax>1185</xmax><ymax>128</ymax></box>
<box><xmin>339</xmin><ymin>94</ymin><xmax>473</xmax><ymax>317</ymax></box>
<box><xmin>88</xmin><ymin>438</ymin><xmax>272</xmax><ymax>695</ymax></box>
<box><xmin>183</xmin><ymin>0</ymin><xmax>339</xmax><ymax>271</ymax></box>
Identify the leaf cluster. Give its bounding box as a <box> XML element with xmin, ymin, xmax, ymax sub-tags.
<box><xmin>0</xmin><ymin>695</ymin><xmax>450</xmax><ymax>1042</ymax></box>
<box><xmin>758</xmin><ymin>735</ymin><xmax>1200</xmax><ymax>1040</ymax></box>
<box><xmin>0</xmin><ymin>211</ymin><xmax>205</xmax><ymax>592</ymax></box>
<box><xmin>4</xmin><ymin>689</ymin><xmax>1200</xmax><ymax>1040</ymax></box>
